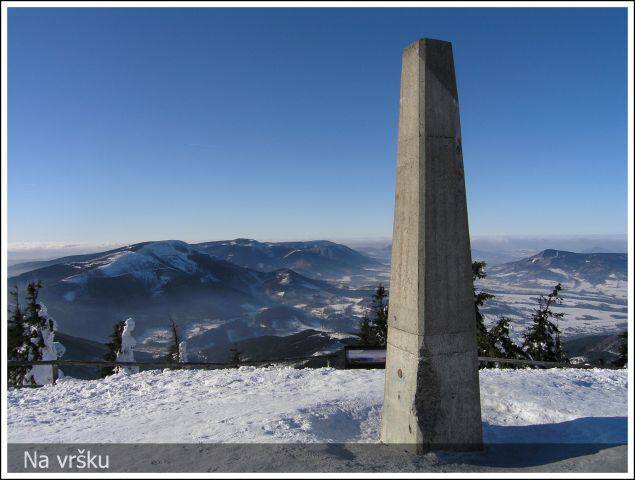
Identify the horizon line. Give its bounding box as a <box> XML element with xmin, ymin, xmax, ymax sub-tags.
<box><xmin>6</xmin><ymin>232</ymin><xmax>629</xmax><ymax>252</ymax></box>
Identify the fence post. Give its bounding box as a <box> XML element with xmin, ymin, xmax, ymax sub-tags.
<box><xmin>52</xmin><ymin>364</ymin><xmax>59</xmax><ymax>385</ymax></box>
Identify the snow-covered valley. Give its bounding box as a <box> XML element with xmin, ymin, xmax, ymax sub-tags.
<box><xmin>8</xmin><ymin>367</ymin><xmax>627</xmax><ymax>444</ymax></box>
<box><xmin>478</xmin><ymin>250</ymin><xmax>628</xmax><ymax>339</ymax></box>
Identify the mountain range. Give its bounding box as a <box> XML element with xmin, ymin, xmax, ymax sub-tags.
<box><xmin>8</xmin><ymin>238</ymin><xmax>380</xmax><ymax>280</ymax></box>
<box><xmin>8</xmin><ymin>240</ymin><xmax>373</xmax><ymax>355</ymax></box>
<box><xmin>7</xmin><ymin>239</ymin><xmax>628</xmax><ymax>364</ymax></box>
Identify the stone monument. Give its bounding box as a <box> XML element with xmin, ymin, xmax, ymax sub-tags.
<box><xmin>380</xmin><ymin>38</ymin><xmax>483</xmax><ymax>452</ymax></box>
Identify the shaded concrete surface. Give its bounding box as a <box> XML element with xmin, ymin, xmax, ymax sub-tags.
<box><xmin>382</xmin><ymin>37</ymin><xmax>482</xmax><ymax>450</ymax></box>
<box><xmin>8</xmin><ymin>442</ymin><xmax>627</xmax><ymax>473</ymax></box>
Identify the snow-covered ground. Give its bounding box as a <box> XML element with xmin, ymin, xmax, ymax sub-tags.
<box><xmin>7</xmin><ymin>367</ymin><xmax>627</xmax><ymax>444</ymax></box>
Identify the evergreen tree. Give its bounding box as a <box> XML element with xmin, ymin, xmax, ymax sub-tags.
<box><xmin>228</xmin><ymin>344</ymin><xmax>241</xmax><ymax>367</ymax></box>
<box><xmin>101</xmin><ymin>320</ymin><xmax>126</xmax><ymax>377</ymax></box>
<box><xmin>8</xmin><ymin>286</ymin><xmax>24</xmax><ymax>355</ymax></box>
<box><xmin>165</xmin><ymin>318</ymin><xmax>181</xmax><ymax>365</ymax></box>
<box><xmin>358</xmin><ymin>315</ymin><xmax>374</xmax><ymax>347</ymax></box>
<box><xmin>486</xmin><ymin>317</ymin><xmax>526</xmax><ymax>368</ymax></box>
<box><xmin>357</xmin><ymin>284</ymin><xmax>389</xmax><ymax>347</ymax></box>
<box><xmin>24</xmin><ymin>281</ymin><xmax>46</xmax><ymax>366</ymax></box>
<box><xmin>370</xmin><ymin>284</ymin><xmax>389</xmax><ymax>346</ymax></box>
<box><xmin>8</xmin><ymin>286</ymin><xmax>28</xmax><ymax>385</ymax></box>
<box><xmin>472</xmin><ymin>261</ymin><xmax>495</xmax><ymax>356</ymax></box>
<box><xmin>522</xmin><ymin>283</ymin><xmax>568</xmax><ymax>363</ymax></box>
<box><xmin>16</xmin><ymin>281</ymin><xmax>64</xmax><ymax>385</ymax></box>
<box><xmin>613</xmin><ymin>331</ymin><xmax>627</xmax><ymax>368</ymax></box>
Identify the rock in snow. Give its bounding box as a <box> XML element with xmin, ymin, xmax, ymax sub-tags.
<box><xmin>7</xmin><ymin>367</ymin><xmax>627</xmax><ymax>444</ymax></box>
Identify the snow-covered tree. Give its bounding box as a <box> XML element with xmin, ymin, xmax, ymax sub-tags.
<box><xmin>11</xmin><ymin>282</ymin><xmax>65</xmax><ymax>386</ymax></box>
<box><xmin>8</xmin><ymin>286</ymin><xmax>28</xmax><ymax>385</ymax></box>
<box><xmin>101</xmin><ymin>320</ymin><xmax>126</xmax><ymax>377</ymax></box>
<box><xmin>357</xmin><ymin>316</ymin><xmax>374</xmax><ymax>347</ymax></box>
<box><xmin>101</xmin><ymin>318</ymin><xmax>138</xmax><ymax>376</ymax></box>
<box><xmin>165</xmin><ymin>318</ymin><xmax>181</xmax><ymax>365</ymax></box>
<box><xmin>178</xmin><ymin>341</ymin><xmax>188</xmax><ymax>363</ymax></box>
<box><xmin>25</xmin><ymin>303</ymin><xmax>66</xmax><ymax>385</ymax></box>
<box><xmin>116</xmin><ymin>318</ymin><xmax>139</xmax><ymax>375</ymax></box>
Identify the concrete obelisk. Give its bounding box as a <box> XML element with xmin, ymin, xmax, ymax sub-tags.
<box><xmin>380</xmin><ymin>39</ymin><xmax>482</xmax><ymax>452</ymax></box>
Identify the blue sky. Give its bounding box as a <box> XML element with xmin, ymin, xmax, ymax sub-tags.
<box><xmin>8</xmin><ymin>7</ymin><xmax>628</xmax><ymax>245</ymax></box>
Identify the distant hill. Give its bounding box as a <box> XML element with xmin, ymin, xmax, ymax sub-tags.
<box><xmin>488</xmin><ymin>249</ymin><xmax>627</xmax><ymax>287</ymax></box>
<box><xmin>195</xmin><ymin>238</ymin><xmax>379</xmax><ymax>280</ymax></box>
<box><xmin>563</xmin><ymin>333</ymin><xmax>625</xmax><ymax>366</ymax></box>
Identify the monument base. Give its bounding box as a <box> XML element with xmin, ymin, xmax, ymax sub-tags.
<box><xmin>381</xmin><ymin>327</ymin><xmax>483</xmax><ymax>451</ymax></box>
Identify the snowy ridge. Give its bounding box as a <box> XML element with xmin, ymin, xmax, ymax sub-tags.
<box><xmin>63</xmin><ymin>241</ymin><xmax>203</xmax><ymax>285</ymax></box>
<box><xmin>195</xmin><ymin>238</ymin><xmax>379</xmax><ymax>280</ymax></box>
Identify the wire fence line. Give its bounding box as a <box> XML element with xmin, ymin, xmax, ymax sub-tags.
<box><xmin>7</xmin><ymin>355</ymin><xmax>335</xmax><ymax>369</ymax></box>
<box><xmin>476</xmin><ymin>356</ymin><xmax>621</xmax><ymax>370</ymax></box>
<box><xmin>6</xmin><ymin>356</ymin><xmax>618</xmax><ymax>370</ymax></box>
<box><xmin>6</xmin><ymin>353</ymin><xmax>338</xmax><ymax>387</ymax></box>
<box><xmin>7</xmin><ymin>354</ymin><xmax>622</xmax><ymax>388</ymax></box>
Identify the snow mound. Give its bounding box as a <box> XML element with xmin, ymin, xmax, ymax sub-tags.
<box><xmin>7</xmin><ymin>367</ymin><xmax>627</xmax><ymax>444</ymax></box>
